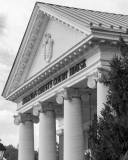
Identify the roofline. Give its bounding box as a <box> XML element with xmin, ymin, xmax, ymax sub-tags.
<box><xmin>1</xmin><ymin>3</ymin><xmax>38</xmax><ymax>97</ymax></box>
<box><xmin>36</xmin><ymin>1</ymin><xmax>128</xmax><ymax>16</ymax></box>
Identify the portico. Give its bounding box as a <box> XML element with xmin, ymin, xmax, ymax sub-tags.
<box><xmin>12</xmin><ymin>77</ymin><xmax>108</xmax><ymax>160</ymax></box>
<box><xmin>2</xmin><ymin>2</ymin><xmax>128</xmax><ymax>160</ymax></box>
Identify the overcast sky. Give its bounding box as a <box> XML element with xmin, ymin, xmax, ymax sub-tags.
<box><xmin>0</xmin><ymin>0</ymin><xmax>128</xmax><ymax>150</ymax></box>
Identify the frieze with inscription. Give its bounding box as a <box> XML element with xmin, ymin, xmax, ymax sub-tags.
<box><xmin>22</xmin><ymin>59</ymin><xmax>86</xmax><ymax>105</ymax></box>
<box><xmin>70</xmin><ymin>59</ymin><xmax>86</xmax><ymax>76</ymax></box>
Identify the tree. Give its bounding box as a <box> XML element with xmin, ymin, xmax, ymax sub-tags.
<box><xmin>88</xmin><ymin>37</ymin><xmax>128</xmax><ymax>160</ymax></box>
<box><xmin>4</xmin><ymin>145</ymin><xmax>18</xmax><ymax>160</ymax></box>
<box><xmin>34</xmin><ymin>150</ymin><xmax>38</xmax><ymax>160</ymax></box>
<box><xmin>4</xmin><ymin>144</ymin><xmax>38</xmax><ymax>160</ymax></box>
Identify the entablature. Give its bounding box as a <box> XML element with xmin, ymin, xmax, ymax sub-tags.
<box><xmin>6</xmin><ymin>30</ymin><xmax>128</xmax><ymax>104</ymax></box>
<box><xmin>7</xmin><ymin>35</ymin><xmax>93</xmax><ymax>102</ymax></box>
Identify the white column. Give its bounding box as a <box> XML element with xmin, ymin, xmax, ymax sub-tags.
<box><xmin>33</xmin><ymin>102</ymin><xmax>57</xmax><ymax>160</ymax></box>
<box><xmin>87</xmin><ymin>68</ymin><xmax>108</xmax><ymax>117</ymax></box>
<box><xmin>13</xmin><ymin>113</ymin><xmax>39</xmax><ymax>160</ymax></box>
<box><xmin>97</xmin><ymin>81</ymin><xmax>108</xmax><ymax>116</ymax></box>
<box><xmin>19</xmin><ymin>121</ymin><xmax>34</xmax><ymax>160</ymax></box>
<box><xmin>56</xmin><ymin>88</ymin><xmax>85</xmax><ymax>160</ymax></box>
<box><xmin>39</xmin><ymin>111</ymin><xmax>56</xmax><ymax>160</ymax></box>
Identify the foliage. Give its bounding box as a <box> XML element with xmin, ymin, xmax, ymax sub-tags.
<box><xmin>122</xmin><ymin>151</ymin><xmax>128</xmax><ymax>160</ymax></box>
<box><xmin>4</xmin><ymin>145</ymin><xmax>18</xmax><ymax>160</ymax></box>
<box><xmin>88</xmin><ymin>37</ymin><xmax>128</xmax><ymax>160</ymax></box>
<box><xmin>3</xmin><ymin>141</ymin><xmax>58</xmax><ymax>160</ymax></box>
<box><xmin>34</xmin><ymin>150</ymin><xmax>38</xmax><ymax>160</ymax></box>
<box><xmin>4</xmin><ymin>144</ymin><xmax>38</xmax><ymax>160</ymax></box>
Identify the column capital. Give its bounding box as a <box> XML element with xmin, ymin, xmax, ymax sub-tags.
<box><xmin>56</xmin><ymin>87</ymin><xmax>90</xmax><ymax>104</ymax></box>
<box><xmin>33</xmin><ymin>102</ymin><xmax>63</xmax><ymax>116</ymax></box>
<box><xmin>87</xmin><ymin>67</ymin><xmax>109</xmax><ymax>88</ymax></box>
<box><xmin>13</xmin><ymin>113</ymin><xmax>39</xmax><ymax>125</ymax></box>
<box><xmin>56</xmin><ymin>87</ymin><xmax>71</xmax><ymax>103</ymax></box>
<box><xmin>33</xmin><ymin>104</ymin><xmax>41</xmax><ymax>117</ymax></box>
<box><xmin>56</xmin><ymin>88</ymin><xmax>79</xmax><ymax>104</ymax></box>
<box><xmin>39</xmin><ymin>102</ymin><xmax>55</xmax><ymax>112</ymax></box>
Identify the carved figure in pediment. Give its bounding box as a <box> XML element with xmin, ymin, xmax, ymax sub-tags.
<box><xmin>43</xmin><ymin>33</ymin><xmax>54</xmax><ymax>63</ymax></box>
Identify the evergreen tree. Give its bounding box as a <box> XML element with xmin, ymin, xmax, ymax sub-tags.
<box><xmin>88</xmin><ymin>37</ymin><xmax>128</xmax><ymax>160</ymax></box>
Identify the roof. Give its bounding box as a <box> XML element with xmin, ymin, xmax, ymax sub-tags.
<box><xmin>38</xmin><ymin>2</ymin><xmax>128</xmax><ymax>31</ymax></box>
<box><xmin>2</xmin><ymin>2</ymin><xmax>128</xmax><ymax>99</ymax></box>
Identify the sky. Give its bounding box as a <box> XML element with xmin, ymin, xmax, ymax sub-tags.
<box><xmin>0</xmin><ymin>0</ymin><xmax>128</xmax><ymax>150</ymax></box>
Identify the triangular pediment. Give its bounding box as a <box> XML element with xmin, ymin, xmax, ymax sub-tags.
<box><xmin>25</xmin><ymin>18</ymin><xmax>86</xmax><ymax>81</ymax></box>
<box><xmin>2</xmin><ymin>2</ymin><xmax>128</xmax><ymax>99</ymax></box>
<box><xmin>2</xmin><ymin>3</ymin><xmax>89</xmax><ymax>98</ymax></box>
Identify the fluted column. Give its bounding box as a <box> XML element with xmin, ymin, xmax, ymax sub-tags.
<box><xmin>33</xmin><ymin>102</ymin><xmax>58</xmax><ymax>160</ymax></box>
<box><xmin>56</xmin><ymin>88</ymin><xmax>85</xmax><ymax>160</ymax></box>
<box><xmin>87</xmin><ymin>67</ymin><xmax>109</xmax><ymax>116</ymax></box>
<box><xmin>13</xmin><ymin>113</ymin><xmax>39</xmax><ymax>160</ymax></box>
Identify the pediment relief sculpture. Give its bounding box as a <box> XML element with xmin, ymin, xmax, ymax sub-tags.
<box><xmin>43</xmin><ymin>33</ymin><xmax>54</xmax><ymax>63</ymax></box>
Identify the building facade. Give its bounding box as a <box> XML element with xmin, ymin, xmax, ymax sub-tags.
<box><xmin>2</xmin><ymin>2</ymin><xmax>128</xmax><ymax>160</ymax></box>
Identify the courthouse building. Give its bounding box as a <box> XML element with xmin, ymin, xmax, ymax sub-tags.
<box><xmin>2</xmin><ymin>2</ymin><xmax>128</xmax><ymax>160</ymax></box>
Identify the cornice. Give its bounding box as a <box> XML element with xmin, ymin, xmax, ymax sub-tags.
<box><xmin>91</xmin><ymin>27</ymin><xmax>128</xmax><ymax>42</ymax></box>
<box><xmin>6</xmin><ymin>32</ymin><xmax>128</xmax><ymax>103</ymax></box>
<box><xmin>2</xmin><ymin>4</ymin><xmax>40</xmax><ymax>97</ymax></box>
<box><xmin>9</xmin><ymin>12</ymin><xmax>47</xmax><ymax>94</ymax></box>
<box><xmin>19</xmin><ymin>15</ymin><xmax>49</xmax><ymax>86</ymax></box>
